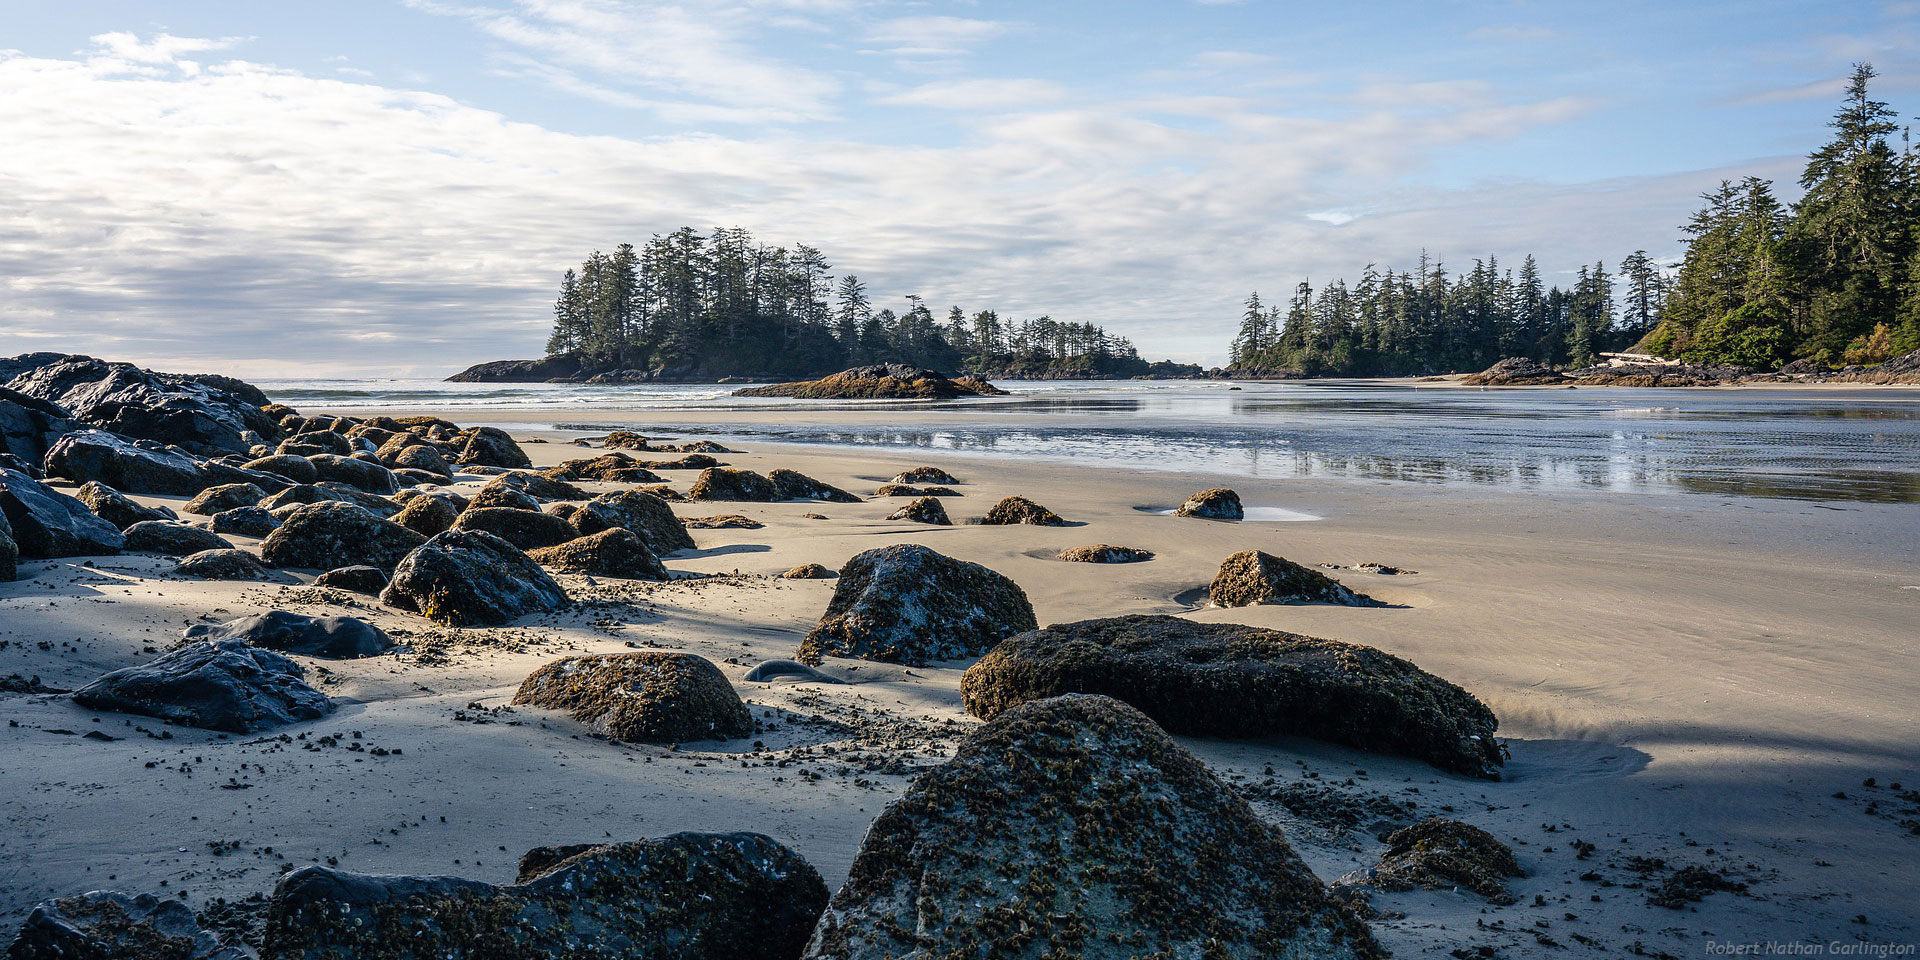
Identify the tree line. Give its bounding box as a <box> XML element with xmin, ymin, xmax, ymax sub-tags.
<box><xmin>543</xmin><ymin>226</ymin><xmax>1180</xmax><ymax>379</ymax></box>
<box><xmin>1230</xmin><ymin>62</ymin><xmax>1920</xmax><ymax>375</ymax></box>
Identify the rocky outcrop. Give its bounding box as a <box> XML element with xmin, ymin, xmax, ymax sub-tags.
<box><xmin>734</xmin><ymin>364</ymin><xmax>1006</xmax><ymax>400</ymax></box>
<box><xmin>5</xmin><ymin>355</ymin><xmax>278</xmax><ymax>455</ymax></box>
<box><xmin>454</xmin><ymin>426</ymin><xmax>532</xmax><ymax>469</ymax></box>
<box><xmin>183</xmin><ymin>611</ymin><xmax>395</xmax><ymax>660</ymax></box>
<box><xmin>513</xmin><ymin>652</ymin><xmax>751</xmax><ymax>742</ymax></box>
<box><xmin>74</xmin><ymin>481</ymin><xmax>174</xmax><ymax>530</ymax></box>
<box><xmin>43</xmin><ymin>430</ymin><xmax>211</xmax><ymax>495</ymax></box>
<box><xmin>802</xmin><ymin>694</ymin><xmax>1384</xmax><ymax>959</ymax></box>
<box><xmin>0</xmin><ymin>385</ymin><xmax>74</xmax><ymax>470</ymax></box>
<box><xmin>262</xmin><ymin>833</ymin><xmax>827</xmax><ymax>960</ymax></box>
<box><xmin>5</xmin><ymin>890</ymin><xmax>248</xmax><ymax>960</ymax></box>
<box><xmin>451</xmin><ymin>506</ymin><xmax>579</xmax><ymax>551</ymax></box>
<box><xmin>960</xmin><ymin>615</ymin><xmax>1502</xmax><ymax>778</ymax></box>
<box><xmin>571</xmin><ymin>491</ymin><xmax>694</xmax><ymax>555</ymax></box>
<box><xmin>891</xmin><ymin>465</ymin><xmax>958</xmax><ymax>485</ymax></box>
<box><xmin>797</xmin><ymin>544</ymin><xmax>1036</xmax><ymax>666</ymax></box>
<box><xmin>980</xmin><ymin>495</ymin><xmax>1067</xmax><ymax>526</ymax></box>
<box><xmin>886</xmin><ymin>496</ymin><xmax>951</xmax><ymax>525</ymax></box>
<box><xmin>0</xmin><ymin>468</ymin><xmax>125</xmax><ymax>558</ymax></box>
<box><xmin>1461</xmin><ymin>357</ymin><xmax>1568</xmax><ymax>386</ymax></box>
<box><xmin>527</xmin><ymin>528</ymin><xmax>669</xmax><ymax>580</ymax></box>
<box><xmin>183</xmin><ymin>483</ymin><xmax>265</xmax><ymax>516</ymax></box>
<box><xmin>175</xmin><ymin>549</ymin><xmax>272</xmax><ymax>580</ymax></box>
<box><xmin>1338</xmin><ymin>818</ymin><xmax>1523</xmax><ymax>904</ymax></box>
<box><xmin>260</xmin><ymin>502</ymin><xmax>425</xmax><ymax>572</ymax></box>
<box><xmin>1210</xmin><ymin>549</ymin><xmax>1378</xmax><ymax>607</ymax></box>
<box><xmin>123</xmin><ymin>521</ymin><xmax>230</xmax><ymax>556</ymax></box>
<box><xmin>769</xmin><ymin>468</ymin><xmax>860</xmax><ymax>503</ymax></box>
<box><xmin>689</xmin><ymin>467</ymin><xmax>777</xmax><ymax>501</ymax></box>
<box><xmin>71</xmin><ymin>639</ymin><xmax>333</xmax><ymax>733</ymax></box>
<box><xmin>312</xmin><ymin>565</ymin><xmax>388</xmax><ymax>594</ymax></box>
<box><xmin>1056</xmin><ymin>544</ymin><xmax>1154</xmax><ymax>563</ymax></box>
<box><xmin>443</xmin><ymin>355</ymin><xmax>584</xmax><ymax>383</ymax></box>
<box><xmin>1176</xmin><ymin>487</ymin><xmax>1243</xmax><ymax>520</ymax></box>
<box><xmin>382</xmin><ymin>530</ymin><xmax>569</xmax><ymax>626</ymax></box>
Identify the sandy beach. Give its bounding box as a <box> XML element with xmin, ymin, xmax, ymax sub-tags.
<box><xmin>3</xmin><ymin>401</ymin><xmax>1916</xmax><ymax>957</ymax></box>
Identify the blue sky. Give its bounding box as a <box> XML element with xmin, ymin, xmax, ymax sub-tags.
<box><xmin>0</xmin><ymin>0</ymin><xmax>1912</xmax><ymax>375</ymax></box>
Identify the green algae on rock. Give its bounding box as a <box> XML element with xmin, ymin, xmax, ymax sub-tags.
<box><xmin>1209</xmin><ymin>548</ymin><xmax>1379</xmax><ymax>607</ymax></box>
<box><xmin>513</xmin><ymin>651</ymin><xmax>751</xmax><ymax>743</ymax></box>
<box><xmin>802</xmin><ymin>694</ymin><xmax>1385</xmax><ymax>960</ymax></box>
<box><xmin>262</xmin><ymin>833</ymin><xmax>827</xmax><ymax>960</ymax></box>
<box><xmin>796</xmin><ymin>543</ymin><xmax>1035</xmax><ymax>666</ymax></box>
<box><xmin>381</xmin><ymin>529</ymin><xmax>568</xmax><ymax>627</ymax></box>
<box><xmin>1055</xmin><ymin>544</ymin><xmax>1154</xmax><ymax>563</ymax></box>
<box><xmin>979</xmin><ymin>495</ymin><xmax>1067</xmax><ymax>526</ymax></box>
<box><xmin>527</xmin><ymin>527</ymin><xmax>669</xmax><ymax>581</ymax></box>
<box><xmin>1347</xmin><ymin>817</ymin><xmax>1525</xmax><ymax>904</ymax></box>
<box><xmin>885</xmin><ymin>495</ymin><xmax>951</xmax><ymax>525</ymax></box>
<box><xmin>960</xmin><ymin>615</ymin><xmax>1503</xmax><ymax>778</ymax></box>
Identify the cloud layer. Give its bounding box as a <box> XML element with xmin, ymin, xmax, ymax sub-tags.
<box><xmin>0</xmin><ymin>13</ymin><xmax>1814</xmax><ymax>376</ymax></box>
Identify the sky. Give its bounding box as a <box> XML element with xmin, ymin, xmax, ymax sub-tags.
<box><xmin>0</xmin><ymin>1</ymin><xmax>1913</xmax><ymax>377</ymax></box>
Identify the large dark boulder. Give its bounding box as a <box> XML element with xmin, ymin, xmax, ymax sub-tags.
<box><xmin>183</xmin><ymin>611</ymin><xmax>394</xmax><ymax>660</ymax></box>
<box><xmin>392</xmin><ymin>493</ymin><xmax>459</xmax><ymax>537</ymax></box>
<box><xmin>241</xmin><ymin>454</ymin><xmax>319</xmax><ymax>485</ymax></box>
<box><xmin>527</xmin><ymin>528</ymin><xmax>669</xmax><ymax>580</ymax></box>
<box><xmin>1210</xmin><ymin>549</ymin><xmax>1378</xmax><ymax>607</ymax></box>
<box><xmin>802</xmin><ymin>694</ymin><xmax>1384</xmax><ymax>959</ymax></box>
<box><xmin>892</xmin><ymin>465</ymin><xmax>958</xmax><ymax>485</ymax></box>
<box><xmin>734</xmin><ymin>364</ymin><xmax>1006</xmax><ymax>400</ymax></box>
<box><xmin>210</xmin><ymin>505</ymin><xmax>279</xmax><ymax>537</ymax></box>
<box><xmin>455</xmin><ymin>426</ymin><xmax>531</xmax><ymax>469</ymax></box>
<box><xmin>0</xmin><ymin>468</ymin><xmax>124</xmax><ymax>558</ymax></box>
<box><xmin>0</xmin><ymin>385</ymin><xmax>74</xmax><ymax>469</ymax></box>
<box><xmin>1176</xmin><ymin>486</ymin><xmax>1243</xmax><ymax>520</ymax></box>
<box><xmin>123</xmin><ymin>521</ymin><xmax>230</xmax><ymax>556</ymax></box>
<box><xmin>450</xmin><ymin>505</ymin><xmax>578</xmax><ymax>551</ymax></box>
<box><xmin>42</xmin><ymin>430</ymin><xmax>209</xmax><ymax>495</ymax></box>
<box><xmin>305</xmin><ymin>454</ymin><xmax>398</xmax><ymax>494</ymax></box>
<box><xmin>260</xmin><ymin>501</ymin><xmax>425</xmax><ymax>572</ymax></box>
<box><xmin>5</xmin><ymin>890</ymin><xmax>247</xmax><ymax>960</ymax></box>
<box><xmin>4</xmin><ymin>355</ymin><xmax>277</xmax><ymax>455</ymax></box>
<box><xmin>769</xmin><ymin>468</ymin><xmax>860</xmax><ymax>503</ymax></box>
<box><xmin>175</xmin><ymin>548</ymin><xmax>272</xmax><ymax>580</ymax></box>
<box><xmin>183</xmin><ymin>482</ymin><xmax>265</xmax><ymax>516</ymax></box>
<box><xmin>541</xmin><ymin>453</ymin><xmax>664</xmax><ymax>483</ymax></box>
<box><xmin>73</xmin><ymin>481</ymin><xmax>174</xmax><ymax>529</ymax></box>
<box><xmin>571</xmin><ymin>490</ymin><xmax>693</xmax><ymax>554</ymax></box>
<box><xmin>0</xmin><ymin>510</ymin><xmax>14</xmax><ymax>581</ymax></box>
<box><xmin>961</xmin><ymin>615</ymin><xmax>1503</xmax><ymax>779</ymax></box>
<box><xmin>71</xmin><ymin>639</ymin><xmax>333</xmax><ymax>733</ymax></box>
<box><xmin>513</xmin><ymin>652</ymin><xmax>751</xmax><ymax>742</ymax></box>
<box><xmin>385</xmin><ymin>442</ymin><xmax>453</xmax><ymax>478</ymax></box>
<box><xmin>262</xmin><ymin>832</ymin><xmax>826</xmax><ymax>960</ymax></box>
<box><xmin>797</xmin><ymin>544</ymin><xmax>1036</xmax><ymax>666</ymax></box>
<box><xmin>689</xmin><ymin>467</ymin><xmax>777</xmax><ymax>501</ymax></box>
<box><xmin>381</xmin><ymin>530</ymin><xmax>568</xmax><ymax>626</ymax></box>
<box><xmin>313</xmin><ymin>565</ymin><xmax>388</xmax><ymax>595</ymax></box>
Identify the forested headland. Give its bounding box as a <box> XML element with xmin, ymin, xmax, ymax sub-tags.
<box><xmin>1226</xmin><ymin>63</ymin><xmax>1920</xmax><ymax>377</ymax></box>
<box><xmin>535</xmin><ymin>227</ymin><xmax>1197</xmax><ymax>382</ymax></box>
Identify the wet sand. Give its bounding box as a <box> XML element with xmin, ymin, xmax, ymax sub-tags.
<box><xmin>2</xmin><ymin>420</ymin><xmax>1916</xmax><ymax>956</ymax></box>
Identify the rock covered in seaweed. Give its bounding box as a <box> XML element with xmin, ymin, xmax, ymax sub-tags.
<box><xmin>769</xmin><ymin>468</ymin><xmax>860</xmax><ymax>503</ymax></box>
<box><xmin>959</xmin><ymin>615</ymin><xmax>1503</xmax><ymax>778</ymax></box>
<box><xmin>262</xmin><ymin>833</ymin><xmax>828</xmax><ymax>960</ymax></box>
<box><xmin>391</xmin><ymin>493</ymin><xmax>459</xmax><ymax>537</ymax></box>
<box><xmin>689</xmin><ymin>466</ymin><xmax>778</xmax><ymax>501</ymax></box>
<box><xmin>1176</xmin><ymin>486</ymin><xmax>1243</xmax><ymax>520</ymax></box>
<box><xmin>797</xmin><ymin>543</ymin><xmax>1036</xmax><ymax>666</ymax></box>
<box><xmin>381</xmin><ymin>529</ymin><xmax>568</xmax><ymax>626</ymax></box>
<box><xmin>979</xmin><ymin>495</ymin><xmax>1067</xmax><ymax>526</ymax></box>
<box><xmin>1055</xmin><ymin>544</ymin><xmax>1153</xmax><ymax>563</ymax></box>
<box><xmin>571</xmin><ymin>490</ymin><xmax>694</xmax><ymax>555</ymax></box>
<box><xmin>454</xmin><ymin>426</ymin><xmax>531</xmax><ymax>468</ymax></box>
<box><xmin>512</xmin><ymin>651</ymin><xmax>751</xmax><ymax>743</ymax></box>
<box><xmin>123</xmin><ymin>521</ymin><xmax>230</xmax><ymax>556</ymax></box>
<box><xmin>450</xmin><ymin>505</ymin><xmax>579</xmax><ymax>551</ymax></box>
<box><xmin>5</xmin><ymin>890</ymin><xmax>249</xmax><ymax>960</ymax></box>
<box><xmin>1337</xmin><ymin>817</ymin><xmax>1524</xmax><ymax>904</ymax></box>
<box><xmin>891</xmin><ymin>465</ymin><xmax>958</xmax><ymax>485</ymax></box>
<box><xmin>1210</xmin><ymin>549</ymin><xmax>1378</xmax><ymax>607</ymax></box>
<box><xmin>312</xmin><ymin>564</ymin><xmax>388</xmax><ymax>595</ymax></box>
<box><xmin>260</xmin><ymin>501</ymin><xmax>425</xmax><ymax>572</ymax></box>
<box><xmin>210</xmin><ymin>505</ymin><xmax>279</xmax><ymax>537</ymax></box>
<box><xmin>801</xmin><ymin>694</ymin><xmax>1384</xmax><ymax>960</ymax></box>
<box><xmin>886</xmin><ymin>496</ymin><xmax>951</xmax><ymax>525</ymax></box>
<box><xmin>71</xmin><ymin>639</ymin><xmax>333</xmax><ymax>733</ymax></box>
<box><xmin>733</xmin><ymin>364</ymin><xmax>1005</xmax><ymax>400</ymax></box>
<box><xmin>1461</xmin><ymin>357</ymin><xmax>1568</xmax><ymax>386</ymax></box>
<box><xmin>175</xmin><ymin>549</ymin><xmax>272</xmax><ymax>580</ymax></box>
<box><xmin>783</xmin><ymin>562</ymin><xmax>835</xmax><ymax>579</ymax></box>
<box><xmin>526</xmin><ymin>528</ymin><xmax>668</xmax><ymax>581</ymax></box>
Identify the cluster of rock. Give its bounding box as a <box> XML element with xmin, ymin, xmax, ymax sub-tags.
<box><xmin>688</xmin><ymin>466</ymin><xmax>857</xmax><ymax>503</ymax></box>
<box><xmin>732</xmin><ymin>364</ymin><xmax>1006</xmax><ymax>400</ymax></box>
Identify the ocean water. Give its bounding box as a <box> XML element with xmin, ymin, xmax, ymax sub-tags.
<box><xmin>257</xmin><ymin>378</ymin><xmax>1920</xmax><ymax>504</ymax></box>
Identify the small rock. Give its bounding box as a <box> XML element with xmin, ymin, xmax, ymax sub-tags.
<box><xmin>210</xmin><ymin>505</ymin><xmax>280</xmax><ymax>537</ymax></box>
<box><xmin>74</xmin><ymin>480</ymin><xmax>174</xmax><ymax>530</ymax></box>
<box><xmin>886</xmin><ymin>496</ymin><xmax>951</xmax><ymax>525</ymax></box>
<box><xmin>782</xmin><ymin>563</ymin><xmax>835</xmax><ymax>579</ymax></box>
<box><xmin>175</xmin><ymin>549</ymin><xmax>271</xmax><ymax>580</ymax></box>
<box><xmin>123</xmin><ymin>521</ymin><xmax>231</xmax><ymax>556</ymax></box>
<box><xmin>798</xmin><ymin>543</ymin><xmax>1035</xmax><ymax>666</ymax></box>
<box><xmin>980</xmin><ymin>495</ymin><xmax>1067</xmax><ymax>526</ymax></box>
<box><xmin>312</xmin><ymin>565</ymin><xmax>388</xmax><ymax>594</ymax></box>
<box><xmin>1176</xmin><ymin>486</ymin><xmax>1243</xmax><ymax>520</ymax></box>
<box><xmin>1056</xmin><ymin>544</ymin><xmax>1154</xmax><ymax>563</ymax></box>
<box><xmin>183</xmin><ymin>483</ymin><xmax>265</xmax><ymax>516</ymax></box>
<box><xmin>527</xmin><ymin>528</ymin><xmax>668</xmax><ymax>580</ymax></box>
<box><xmin>689</xmin><ymin>467</ymin><xmax>777</xmax><ymax>501</ymax></box>
<box><xmin>1210</xmin><ymin>549</ymin><xmax>1378</xmax><ymax>607</ymax></box>
<box><xmin>513</xmin><ymin>652</ymin><xmax>751</xmax><ymax>743</ymax></box>
<box><xmin>892</xmin><ymin>465</ymin><xmax>958</xmax><ymax>485</ymax></box>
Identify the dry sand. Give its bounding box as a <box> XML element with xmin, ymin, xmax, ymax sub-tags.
<box><xmin>2</xmin><ymin>415</ymin><xmax>1917</xmax><ymax>957</ymax></box>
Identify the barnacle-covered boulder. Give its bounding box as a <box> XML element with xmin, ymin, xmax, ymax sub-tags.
<box><xmin>980</xmin><ymin>495</ymin><xmax>1067</xmax><ymax>526</ymax></box>
<box><xmin>454</xmin><ymin>426</ymin><xmax>531</xmax><ymax>469</ymax></box>
<box><xmin>175</xmin><ymin>549</ymin><xmax>272</xmax><ymax>581</ymax></box>
<box><xmin>571</xmin><ymin>490</ymin><xmax>694</xmax><ymax>555</ymax></box>
<box><xmin>381</xmin><ymin>530</ymin><xmax>568</xmax><ymax>626</ymax></box>
<box><xmin>1209</xmin><ymin>549</ymin><xmax>1378</xmax><ymax>607</ymax></box>
<box><xmin>5</xmin><ymin>890</ymin><xmax>248</xmax><ymax>960</ymax></box>
<box><xmin>260</xmin><ymin>501</ymin><xmax>425</xmax><ymax>572</ymax></box>
<box><xmin>182</xmin><ymin>482</ymin><xmax>264</xmax><ymax>516</ymax></box>
<box><xmin>513</xmin><ymin>652</ymin><xmax>750</xmax><ymax>743</ymax></box>
<box><xmin>527</xmin><ymin>528</ymin><xmax>668</xmax><ymax>581</ymax></box>
<box><xmin>769</xmin><ymin>468</ymin><xmax>860</xmax><ymax>503</ymax></box>
<box><xmin>689</xmin><ymin>467</ymin><xmax>777</xmax><ymax>502</ymax></box>
<box><xmin>960</xmin><ymin>615</ymin><xmax>1502</xmax><ymax>778</ymax></box>
<box><xmin>1337</xmin><ymin>818</ymin><xmax>1524</xmax><ymax>904</ymax></box>
<box><xmin>183</xmin><ymin>610</ymin><xmax>395</xmax><ymax>660</ymax></box>
<box><xmin>891</xmin><ymin>465</ymin><xmax>958</xmax><ymax>485</ymax></box>
<box><xmin>262</xmin><ymin>833</ymin><xmax>828</xmax><ymax>960</ymax></box>
<box><xmin>796</xmin><ymin>544</ymin><xmax>1035</xmax><ymax>666</ymax></box>
<box><xmin>802</xmin><ymin>694</ymin><xmax>1384</xmax><ymax>959</ymax></box>
<box><xmin>123</xmin><ymin>521</ymin><xmax>230</xmax><ymax>557</ymax></box>
<box><xmin>450</xmin><ymin>505</ymin><xmax>578</xmax><ymax>551</ymax></box>
<box><xmin>392</xmin><ymin>493</ymin><xmax>459</xmax><ymax>537</ymax></box>
<box><xmin>1176</xmin><ymin>487</ymin><xmax>1243</xmax><ymax>520</ymax></box>
<box><xmin>73</xmin><ymin>481</ymin><xmax>174</xmax><ymax>530</ymax></box>
<box><xmin>885</xmin><ymin>496</ymin><xmax>951</xmax><ymax>525</ymax></box>
<box><xmin>1056</xmin><ymin>544</ymin><xmax>1154</xmax><ymax>563</ymax></box>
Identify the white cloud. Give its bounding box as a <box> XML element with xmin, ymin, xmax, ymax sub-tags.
<box><xmin>876</xmin><ymin>78</ymin><xmax>1066</xmax><ymax>110</ymax></box>
<box><xmin>0</xmin><ymin>33</ymin><xmax>1718</xmax><ymax>375</ymax></box>
<box><xmin>863</xmin><ymin>15</ymin><xmax>1011</xmax><ymax>58</ymax></box>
